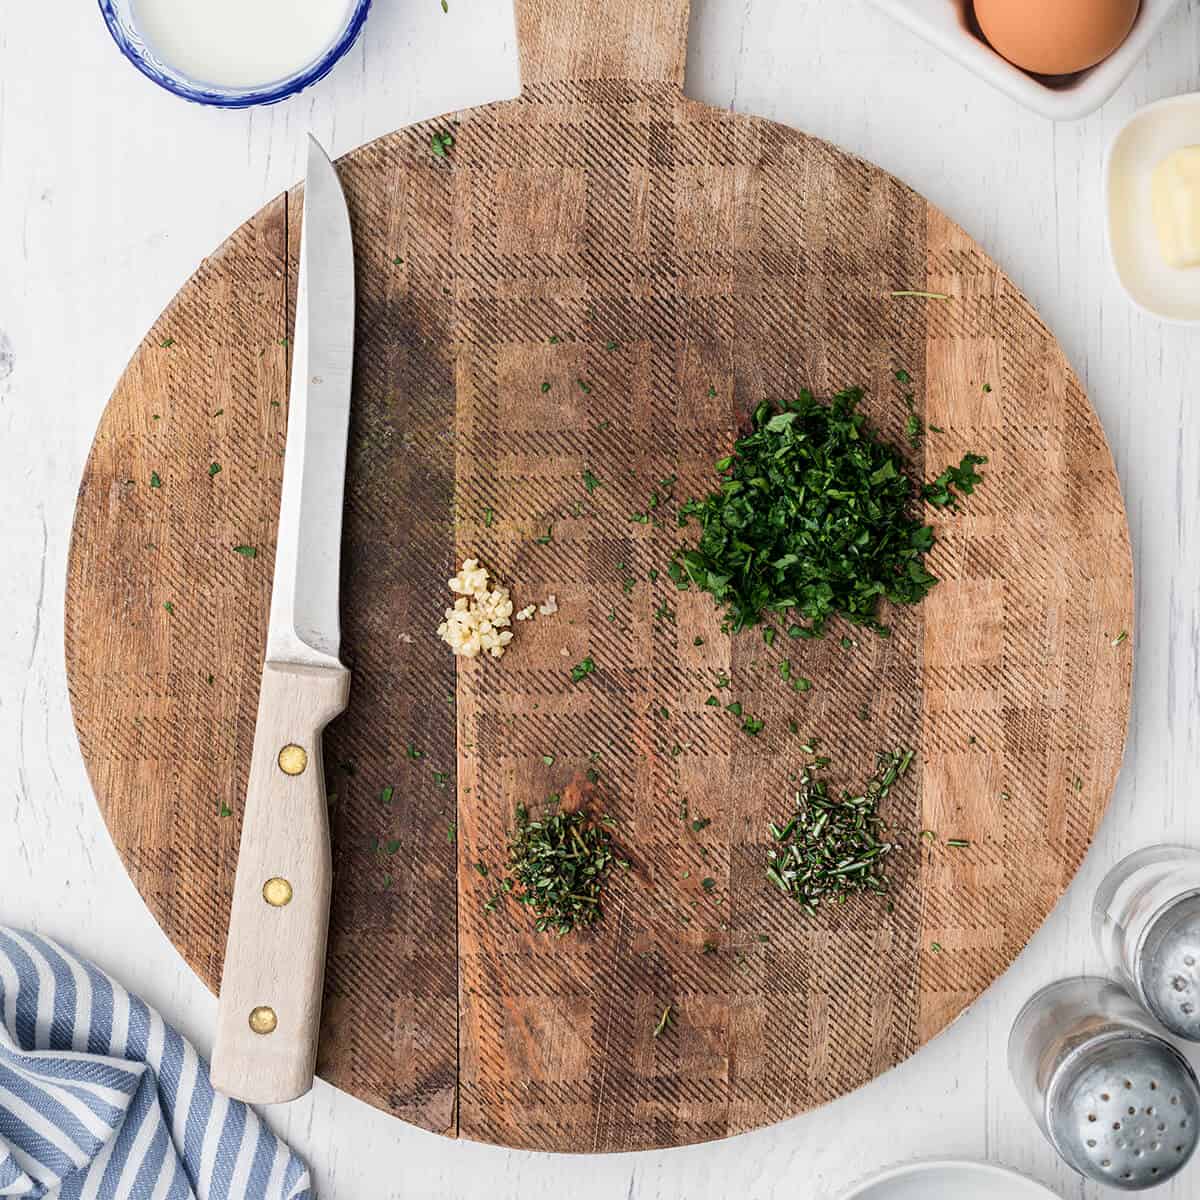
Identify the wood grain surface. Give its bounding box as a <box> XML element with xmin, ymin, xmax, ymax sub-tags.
<box><xmin>64</xmin><ymin>0</ymin><xmax>1132</xmax><ymax>1153</ymax></box>
<box><xmin>210</xmin><ymin>660</ymin><xmax>350</xmax><ymax>1105</ymax></box>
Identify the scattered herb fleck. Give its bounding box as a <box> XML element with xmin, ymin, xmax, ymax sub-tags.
<box><xmin>149</xmin><ymin>472</ymin><xmax>162</xmax><ymax>489</ymax></box>
<box><xmin>231</xmin><ymin>545</ymin><xmax>257</xmax><ymax>558</ymax></box>
<box><xmin>653</xmin><ymin>1005</ymin><xmax>675</xmax><ymax>1038</ymax></box>
<box><xmin>570</xmin><ymin>656</ymin><xmax>596</xmax><ymax>683</ymax></box>
<box><xmin>922</xmin><ymin>453</ymin><xmax>988</xmax><ymax>509</ymax></box>
<box><xmin>431</xmin><ymin>130</ymin><xmax>455</xmax><ymax>158</ymax></box>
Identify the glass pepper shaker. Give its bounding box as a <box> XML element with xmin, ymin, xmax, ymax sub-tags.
<box><xmin>1093</xmin><ymin>845</ymin><xmax>1200</xmax><ymax>1041</ymax></box>
<box><xmin>1008</xmin><ymin>977</ymin><xmax>1200</xmax><ymax>1189</ymax></box>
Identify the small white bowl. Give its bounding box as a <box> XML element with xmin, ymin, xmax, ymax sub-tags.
<box><xmin>837</xmin><ymin>1159</ymin><xmax>1061</xmax><ymax>1200</ymax></box>
<box><xmin>868</xmin><ymin>0</ymin><xmax>1182</xmax><ymax>121</ymax></box>
<box><xmin>1105</xmin><ymin>93</ymin><xmax>1200</xmax><ymax>324</ymax></box>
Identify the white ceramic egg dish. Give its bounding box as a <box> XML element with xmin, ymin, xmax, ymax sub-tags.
<box><xmin>1106</xmin><ymin>93</ymin><xmax>1200</xmax><ymax>323</ymax></box>
<box><xmin>867</xmin><ymin>0</ymin><xmax>1182</xmax><ymax>121</ymax></box>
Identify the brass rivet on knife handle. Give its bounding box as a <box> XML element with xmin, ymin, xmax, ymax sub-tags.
<box><xmin>248</xmin><ymin>1006</ymin><xmax>278</xmax><ymax>1035</ymax></box>
<box><xmin>277</xmin><ymin>744</ymin><xmax>307</xmax><ymax>775</ymax></box>
<box><xmin>262</xmin><ymin>877</ymin><xmax>293</xmax><ymax>906</ymax></box>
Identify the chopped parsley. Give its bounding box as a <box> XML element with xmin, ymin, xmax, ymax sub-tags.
<box><xmin>674</xmin><ymin>389</ymin><xmax>983</xmax><ymax>637</ymax></box>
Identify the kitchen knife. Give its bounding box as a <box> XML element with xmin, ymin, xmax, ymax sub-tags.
<box><xmin>210</xmin><ymin>135</ymin><xmax>355</xmax><ymax>1104</ymax></box>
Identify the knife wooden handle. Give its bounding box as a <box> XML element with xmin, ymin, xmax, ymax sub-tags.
<box><xmin>210</xmin><ymin>660</ymin><xmax>350</xmax><ymax>1103</ymax></box>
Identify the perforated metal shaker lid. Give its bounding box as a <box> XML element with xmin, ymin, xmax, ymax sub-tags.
<box><xmin>1139</xmin><ymin>893</ymin><xmax>1200</xmax><ymax>1041</ymax></box>
<box><xmin>1046</xmin><ymin>1031</ymin><xmax>1200</xmax><ymax>1190</ymax></box>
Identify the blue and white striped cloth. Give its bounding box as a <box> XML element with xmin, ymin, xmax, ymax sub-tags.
<box><xmin>0</xmin><ymin>928</ymin><xmax>311</xmax><ymax>1199</ymax></box>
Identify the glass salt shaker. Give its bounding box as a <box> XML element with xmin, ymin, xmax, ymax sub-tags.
<box><xmin>1009</xmin><ymin>977</ymin><xmax>1200</xmax><ymax>1190</ymax></box>
<box><xmin>1094</xmin><ymin>845</ymin><xmax>1200</xmax><ymax>1040</ymax></box>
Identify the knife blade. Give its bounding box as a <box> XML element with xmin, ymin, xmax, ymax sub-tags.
<box><xmin>210</xmin><ymin>136</ymin><xmax>355</xmax><ymax>1104</ymax></box>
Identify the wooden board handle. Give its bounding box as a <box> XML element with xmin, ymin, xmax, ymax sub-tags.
<box><xmin>210</xmin><ymin>661</ymin><xmax>350</xmax><ymax>1104</ymax></box>
<box><xmin>514</xmin><ymin>0</ymin><xmax>692</xmax><ymax>89</ymax></box>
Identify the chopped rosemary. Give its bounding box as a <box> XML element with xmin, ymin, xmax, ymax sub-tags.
<box><xmin>766</xmin><ymin>747</ymin><xmax>913</xmax><ymax>915</ymax></box>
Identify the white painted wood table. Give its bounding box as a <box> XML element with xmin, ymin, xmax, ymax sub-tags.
<box><xmin>2</xmin><ymin>1</ymin><xmax>1198</xmax><ymax>1195</ymax></box>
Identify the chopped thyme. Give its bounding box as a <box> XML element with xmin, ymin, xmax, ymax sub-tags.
<box><xmin>504</xmin><ymin>801</ymin><xmax>623</xmax><ymax>935</ymax></box>
<box><xmin>653</xmin><ymin>1005</ymin><xmax>675</xmax><ymax>1038</ymax></box>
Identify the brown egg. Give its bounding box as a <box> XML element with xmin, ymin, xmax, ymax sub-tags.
<box><xmin>974</xmin><ymin>0</ymin><xmax>1140</xmax><ymax>76</ymax></box>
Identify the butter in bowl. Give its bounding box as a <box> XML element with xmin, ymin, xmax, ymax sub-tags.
<box><xmin>1106</xmin><ymin>94</ymin><xmax>1200</xmax><ymax>323</ymax></box>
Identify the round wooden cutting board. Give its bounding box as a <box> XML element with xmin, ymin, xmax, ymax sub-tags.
<box><xmin>66</xmin><ymin>0</ymin><xmax>1133</xmax><ymax>1153</ymax></box>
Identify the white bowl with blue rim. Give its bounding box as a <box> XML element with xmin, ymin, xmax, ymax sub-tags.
<box><xmin>98</xmin><ymin>0</ymin><xmax>372</xmax><ymax>108</ymax></box>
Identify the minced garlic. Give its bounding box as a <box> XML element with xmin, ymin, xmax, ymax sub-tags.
<box><xmin>437</xmin><ymin>558</ymin><xmax>515</xmax><ymax>659</ymax></box>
